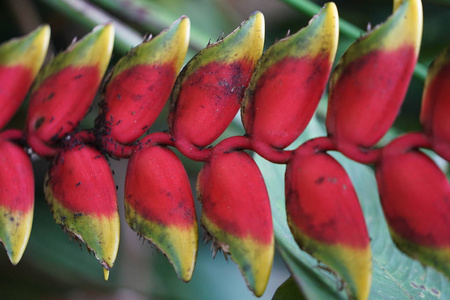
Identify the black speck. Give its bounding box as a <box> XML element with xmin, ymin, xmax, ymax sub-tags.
<box><xmin>315</xmin><ymin>177</ymin><xmax>325</xmax><ymax>184</ymax></box>
<box><xmin>35</xmin><ymin>117</ymin><xmax>45</xmax><ymax>129</ymax></box>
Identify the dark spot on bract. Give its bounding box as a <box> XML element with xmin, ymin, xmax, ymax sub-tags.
<box><xmin>315</xmin><ymin>177</ymin><xmax>325</xmax><ymax>184</ymax></box>
<box><xmin>75</xmin><ymin>74</ymin><xmax>83</xmax><ymax>79</ymax></box>
<box><xmin>35</xmin><ymin>117</ymin><xmax>45</xmax><ymax>129</ymax></box>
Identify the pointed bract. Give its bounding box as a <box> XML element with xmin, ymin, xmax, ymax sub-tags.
<box><xmin>376</xmin><ymin>136</ymin><xmax>450</xmax><ymax>278</ymax></box>
<box><xmin>26</xmin><ymin>25</ymin><xmax>114</xmax><ymax>157</ymax></box>
<box><xmin>242</xmin><ymin>3</ymin><xmax>338</xmax><ymax>149</ymax></box>
<box><xmin>326</xmin><ymin>0</ymin><xmax>422</xmax><ymax>161</ymax></box>
<box><xmin>169</xmin><ymin>12</ymin><xmax>264</xmax><ymax>148</ymax></box>
<box><xmin>44</xmin><ymin>141</ymin><xmax>119</xmax><ymax>275</ymax></box>
<box><xmin>285</xmin><ymin>144</ymin><xmax>372</xmax><ymax>300</ymax></box>
<box><xmin>0</xmin><ymin>136</ymin><xmax>34</xmax><ymax>265</ymax></box>
<box><xmin>0</xmin><ymin>25</ymin><xmax>50</xmax><ymax>130</ymax></box>
<box><xmin>420</xmin><ymin>46</ymin><xmax>450</xmax><ymax>161</ymax></box>
<box><xmin>125</xmin><ymin>145</ymin><xmax>197</xmax><ymax>281</ymax></box>
<box><xmin>197</xmin><ymin>150</ymin><xmax>274</xmax><ymax>296</ymax></box>
<box><xmin>99</xmin><ymin>17</ymin><xmax>190</xmax><ymax>155</ymax></box>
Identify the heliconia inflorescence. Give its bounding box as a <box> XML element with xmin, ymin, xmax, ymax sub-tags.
<box><xmin>0</xmin><ymin>0</ymin><xmax>449</xmax><ymax>298</ymax></box>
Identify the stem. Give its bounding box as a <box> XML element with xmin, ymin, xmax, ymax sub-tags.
<box><xmin>100</xmin><ymin>134</ymin><xmax>134</xmax><ymax>158</ymax></box>
<box><xmin>90</xmin><ymin>0</ymin><xmax>209</xmax><ymax>52</ymax></box>
<box><xmin>251</xmin><ymin>139</ymin><xmax>294</xmax><ymax>164</ymax></box>
<box><xmin>174</xmin><ymin>136</ymin><xmax>212</xmax><ymax>162</ymax></box>
<box><xmin>0</xmin><ymin>129</ymin><xmax>24</xmax><ymax>142</ymax></box>
<box><xmin>383</xmin><ymin>131</ymin><xmax>431</xmax><ymax>156</ymax></box>
<box><xmin>279</xmin><ymin>0</ymin><xmax>428</xmax><ymax>81</ymax></box>
<box><xmin>140</xmin><ymin>132</ymin><xmax>174</xmax><ymax>147</ymax></box>
<box><xmin>214</xmin><ymin>135</ymin><xmax>252</xmax><ymax>153</ymax></box>
<box><xmin>38</xmin><ymin>0</ymin><xmax>143</xmax><ymax>53</ymax></box>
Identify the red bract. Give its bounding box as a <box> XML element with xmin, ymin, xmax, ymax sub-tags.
<box><xmin>242</xmin><ymin>3</ymin><xmax>338</xmax><ymax>150</ymax></box>
<box><xmin>376</xmin><ymin>134</ymin><xmax>450</xmax><ymax>278</ymax></box>
<box><xmin>125</xmin><ymin>144</ymin><xmax>198</xmax><ymax>281</ymax></box>
<box><xmin>26</xmin><ymin>25</ymin><xmax>114</xmax><ymax>158</ymax></box>
<box><xmin>197</xmin><ymin>149</ymin><xmax>274</xmax><ymax>297</ymax></box>
<box><xmin>326</xmin><ymin>0</ymin><xmax>422</xmax><ymax>163</ymax></box>
<box><xmin>98</xmin><ymin>17</ymin><xmax>190</xmax><ymax>157</ymax></box>
<box><xmin>0</xmin><ymin>131</ymin><xmax>34</xmax><ymax>265</ymax></box>
<box><xmin>420</xmin><ymin>46</ymin><xmax>450</xmax><ymax>161</ymax></box>
<box><xmin>285</xmin><ymin>140</ymin><xmax>372</xmax><ymax>300</ymax></box>
<box><xmin>169</xmin><ymin>12</ymin><xmax>264</xmax><ymax>152</ymax></box>
<box><xmin>0</xmin><ymin>25</ymin><xmax>50</xmax><ymax>130</ymax></box>
<box><xmin>45</xmin><ymin>138</ymin><xmax>120</xmax><ymax>280</ymax></box>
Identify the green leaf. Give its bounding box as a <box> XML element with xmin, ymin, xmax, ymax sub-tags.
<box><xmin>255</xmin><ymin>115</ymin><xmax>450</xmax><ymax>299</ymax></box>
<box><xmin>272</xmin><ymin>277</ymin><xmax>305</xmax><ymax>300</ymax></box>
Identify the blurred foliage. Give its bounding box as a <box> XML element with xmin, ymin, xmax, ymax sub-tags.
<box><xmin>0</xmin><ymin>0</ymin><xmax>448</xmax><ymax>299</ymax></box>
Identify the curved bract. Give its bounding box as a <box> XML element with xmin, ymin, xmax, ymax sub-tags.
<box><xmin>197</xmin><ymin>150</ymin><xmax>274</xmax><ymax>297</ymax></box>
<box><xmin>169</xmin><ymin>12</ymin><xmax>264</xmax><ymax>149</ymax></box>
<box><xmin>0</xmin><ymin>25</ymin><xmax>50</xmax><ymax>130</ymax></box>
<box><xmin>99</xmin><ymin>17</ymin><xmax>190</xmax><ymax>154</ymax></box>
<box><xmin>26</xmin><ymin>25</ymin><xmax>114</xmax><ymax>157</ymax></box>
<box><xmin>44</xmin><ymin>142</ymin><xmax>120</xmax><ymax>279</ymax></box>
<box><xmin>376</xmin><ymin>136</ymin><xmax>450</xmax><ymax>278</ymax></box>
<box><xmin>0</xmin><ymin>135</ymin><xmax>34</xmax><ymax>265</ymax></box>
<box><xmin>125</xmin><ymin>145</ymin><xmax>198</xmax><ymax>281</ymax></box>
<box><xmin>242</xmin><ymin>3</ymin><xmax>338</xmax><ymax>149</ymax></box>
<box><xmin>420</xmin><ymin>46</ymin><xmax>450</xmax><ymax>161</ymax></box>
<box><xmin>285</xmin><ymin>143</ymin><xmax>372</xmax><ymax>300</ymax></box>
<box><xmin>326</xmin><ymin>0</ymin><xmax>422</xmax><ymax>161</ymax></box>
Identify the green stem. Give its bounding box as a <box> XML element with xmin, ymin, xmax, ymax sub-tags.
<box><xmin>279</xmin><ymin>0</ymin><xmax>428</xmax><ymax>81</ymax></box>
<box><xmin>90</xmin><ymin>0</ymin><xmax>210</xmax><ymax>51</ymax></box>
<box><xmin>38</xmin><ymin>0</ymin><xmax>143</xmax><ymax>53</ymax></box>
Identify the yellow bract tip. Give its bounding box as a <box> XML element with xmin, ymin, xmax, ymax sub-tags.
<box><xmin>171</xmin><ymin>16</ymin><xmax>191</xmax><ymax>71</ymax></box>
<box><xmin>103</xmin><ymin>267</ymin><xmax>110</xmax><ymax>281</ymax></box>
<box><xmin>124</xmin><ymin>204</ymin><xmax>198</xmax><ymax>282</ymax></box>
<box><xmin>201</xmin><ymin>215</ymin><xmax>274</xmax><ymax>297</ymax></box>
<box><xmin>0</xmin><ymin>24</ymin><xmax>50</xmax><ymax>75</ymax></box>
<box><xmin>0</xmin><ymin>208</ymin><xmax>33</xmax><ymax>265</ymax></box>
<box><xmin>85</xmin><ymin>24</ymin><xmax>115</xmax><ymax>75</ymax></box>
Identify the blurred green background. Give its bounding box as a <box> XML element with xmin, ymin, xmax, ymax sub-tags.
<box><xmin>0</xmin><ymin>0</ymin><xmax>448</xmax><ymax>299</ymax></box>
